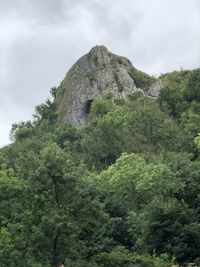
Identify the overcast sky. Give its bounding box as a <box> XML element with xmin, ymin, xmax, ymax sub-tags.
<box><xmin>0</xmin><ymin>0</ymin><xmax>200</xmax><ymax>147</ymax></box>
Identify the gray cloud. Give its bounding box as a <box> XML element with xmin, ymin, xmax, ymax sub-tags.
<box><xmin>0</xmin><ymin>0</ymin><xmax>200</xmax><ymax>147</ymax></box>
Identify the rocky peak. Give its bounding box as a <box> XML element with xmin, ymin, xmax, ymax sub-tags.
<box><xmin>55</xmin><ymin>45</ymin><xmax>161</xmax><ymax>125</ymax></box>
<box><xmin>89</xmin><ymin>45</ymin><xmax>109</xmax><ymax>57</ymax></box>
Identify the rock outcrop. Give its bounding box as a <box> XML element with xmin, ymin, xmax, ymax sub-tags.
<box><xmin>55</xmin><ymin>45</ymin><xmax>162</xmax><ymax>125</ymax></box>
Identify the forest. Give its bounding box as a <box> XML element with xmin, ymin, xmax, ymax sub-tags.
<box><xmin>1</xmin><ymin>69</ymin><xmax>200</xmax><ymax>267</ymax></box>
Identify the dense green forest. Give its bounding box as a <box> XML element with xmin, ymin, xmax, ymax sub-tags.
<box><xmin>1</xmin><ymin>69</ymin><xmax>200</xmax><ymax>267</ymax></box>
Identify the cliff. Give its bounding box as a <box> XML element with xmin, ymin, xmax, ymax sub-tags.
<box><xmin>55</xmin><ymin>45</ymin><xmax>161</xmax><ymax>125</ymax></box>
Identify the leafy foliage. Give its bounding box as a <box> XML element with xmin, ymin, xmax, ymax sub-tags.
<box><xmin>1</xmin><ymin>68</ymin><xmax>200</xmax><ymax>266</ymax></box>
<box><xmin>128</xmin><ymin>67</ymin><xmax>156</xmax><ymax>90</ymax></box>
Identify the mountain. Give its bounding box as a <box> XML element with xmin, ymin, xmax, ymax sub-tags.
<box><xmin>0</xmin><ymin>46</ymin><xmax>200</xmax><ymax>267</ymax></box>
<box><xmin>55</xmin><ymin>45</ymin><xmax>161</xmax><ymax>125</ymax></box>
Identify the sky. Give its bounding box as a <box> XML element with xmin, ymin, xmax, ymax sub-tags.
<box><xmin>0</xmin><ymin>0</ymin><xmax>200</xmax><ymax>147</ymax></box>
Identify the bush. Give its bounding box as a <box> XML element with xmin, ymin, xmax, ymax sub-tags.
<box><xmin>15</xmin><ymin>127</ymin><xmax>32</xmax><ymax>142</ymax></box>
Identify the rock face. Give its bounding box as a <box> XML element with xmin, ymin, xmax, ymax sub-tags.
<box><xmin>55</xmin><ymin>45</ymin><xmax>162</xmax><ymax>125</ymax></box>
<box><xmin>147</xmin><ymin>80</ymin><xmax>163</xmax><ymax>98</ymax></box>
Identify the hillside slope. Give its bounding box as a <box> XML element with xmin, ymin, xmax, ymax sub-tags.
<box><xmin>0</xmin><ymin>47</ymin><xmax>200</xmax><ymax>267</ymax></box>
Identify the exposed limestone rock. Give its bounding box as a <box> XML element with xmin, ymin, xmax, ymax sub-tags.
<box><xmin>55</xmin><ymin>45</ymin><xmax>162</xmax><ymax>125</ymax></box>
<box><xmin>146</xmin><ymin>80</ymin><xmax>163</xmax><ymax>98</ymax></box>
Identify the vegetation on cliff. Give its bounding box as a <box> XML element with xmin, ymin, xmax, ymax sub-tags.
<box><xmin>0</xmin><ymin>68</ymin><xmax>200</xmax><ymax>267</ymax></box>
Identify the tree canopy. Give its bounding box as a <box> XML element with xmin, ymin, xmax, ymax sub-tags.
<box><xmin>1</xmin><ymin>68</ymin><xmax>200</xmax><ymax>266</ymax></box>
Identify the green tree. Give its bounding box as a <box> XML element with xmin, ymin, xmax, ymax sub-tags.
<box><xmin>100</xmin><ymin>153</ymin><xmax>182</xmax><ymax>211</ymax></box>
<box><xmin>194</xmin><ymin>133</ymin><xmax>200</xmax><ymax>149</ymax></box>
<box><xmin>142</xmin><ymin>199</ymin><xmax>200</xmax><ymax>263</ymax></box>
